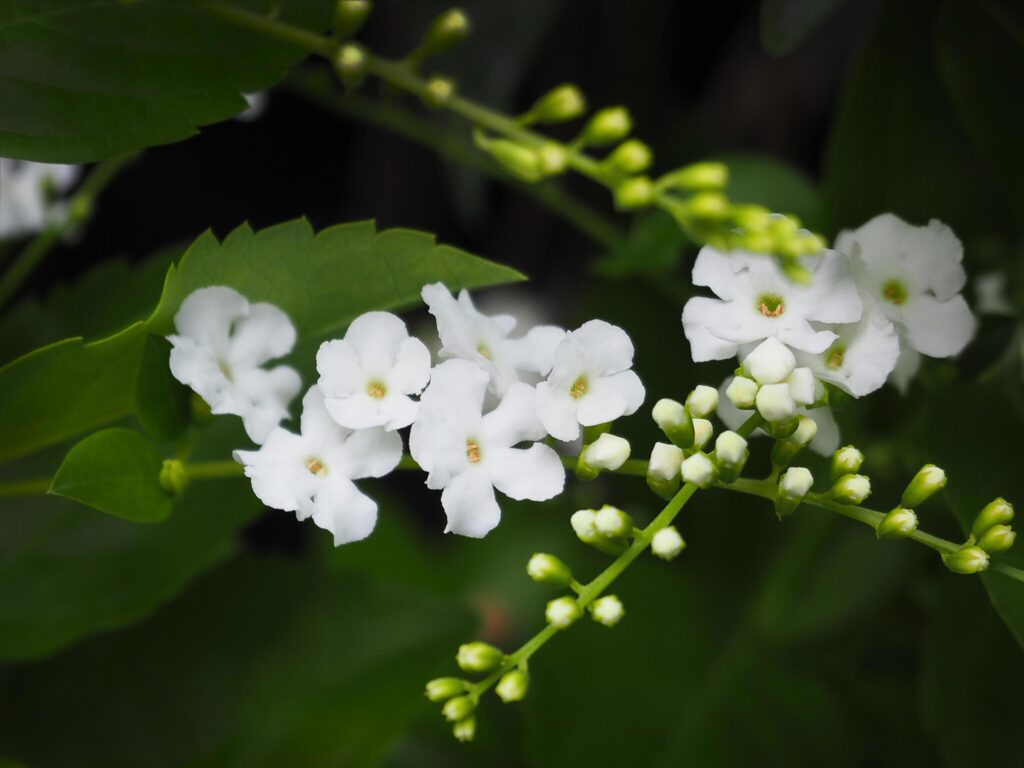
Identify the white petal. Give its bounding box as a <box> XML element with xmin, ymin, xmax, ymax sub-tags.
<box><xmin>802</xmin><ymin>250</ymin><xmax>863</xmax><ymax>325</ymax></box>
<box><xmin>316</xmin><ymin>339</ymin><xmax>365</xmax><ymax>398</ymax></box>
<box><xmin>889</xmin><ymin>346</ymin><xmax>922</xmax><ymax>394</ymax></box>
<box><xmin>682</xmin><ymin>297</ymin><xmax>739</xmax><ymax>362</ymax></box>
<box><xmin>228</xmin><ymin>302</ymin><xmax>297</xmax><ymax>368</ymax></box>
<box><xmin>807</xmin><ymin>408</ymin><xmax>841</xmax><ymax>456</ymax></box>
<box><xmin>235</xmin><ymin>429</ymin><xmax>316</xmax><ymax>512</ymax></box>
<box><xmin>500</xmin><ymin>325</ymin><xmax>568</xmax><ymax>377</ymax></box>
<box><xmin>489</xmin><ymin>444</ymin><xmax>565</xmax><ymax>501</ymax></box>
<box><xmin>236</xmin><ymin>365</ymin><xmax>302</xmax><ymax>444</ymax></box>
<box><xmin>331</xmin><ymin>425</ymin><xmax>403</xmax><ymax>479</ymax></box>
<box><xmin>787</xmin><ymin>368</ymin><xmax>817</xmax><ymax>406</ymax></box>
<box><xmin>390</xmin><ymin>337</ymin><xmax>432</xmax><ymax>394</ymax></box>
<box><xmin>311</xmin><ymin>477</ymin><xmax>379</xmax><ymax>545</ymax></box>
<box><xmin>901</xmin><ymin>219</ymin><xmax>966</xmax><ymax>299</ymax></box>
<box><xmin>566</xmin><ymin>319</ymin><xmax>636</xmax><ymax>375</ymax></box>
<box><xmin>168</xmin><ymin>338</ymin><xmax>230</xmax><ymax>405</ymax></box>
<box><xmin>535</xmin><ymin>381</ymin><xmax>581</xmax><ymax>442</ymax></box>
<box><xmin>344</xmin><ymin>311</ymin><xmax>411</xmax><ymax>373</ymax></box>
<box><xmin>299</xmin><ymin>385</ymin><xmax>352</xmax><ymax>447</ymax></box>
<box><xmin>901</xmin><ymin>294</ymin><xmax>976</xmax><ymax>357</ymax></box>
<box><xmin>577</xmin><ymin>370</ymin><xmax>645</xmax><ymax>426</ymax></box>
<box><xmin>173</xmin><ymin>286</ymin><xmax>248</xmax><ymax>353</ymax></box>
<box><xmin>481</xmin><ymin>383</ymin><xmax>546</xmax><ymax>448</ymax></box>
<box><xmin>418</xmin><ymin>359</ymin><xmax>488</xmax><ymax>433</ymax></box>
<box><xmin>440</xmin><ymin>468</ymin><xmax>502</xmax><ymax>538</ymax></box>
<box><xmin>691</xmin><ymin>246</ymin><xmax>742</xmax><ymax>301</ymax></box>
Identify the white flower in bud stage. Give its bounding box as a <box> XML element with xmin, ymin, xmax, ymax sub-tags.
<box><xmin>686</xmin><ymin>385</ymin><xmax>718</xmax><ymax>417</ymax></box>
<box><xmin>590</xmin><ymin>595</ymin><xmax>624</xmax><ymax>627</ymax></box>
<box><xmin>648</xmin><ymin>442</ymin><xmax>683</xmax><ymax>481</ymax></box>
<box><xmin>233</xmin><ymin>386</ymin><xmax>402</xmax><ymax>545</ymax></box>
<box><xmin>681</xmin><ymin>452</ymin><xmax>716</xmax><ymax>487</ymax></box>
<box><xmin>316</xmin><ymin>311</ymin><xmax>431</xmax><ymax>431</ymax></box>
<box><xmin>652</xmin><ymin>526</ymin><xmax>685</xmax><ymax>560</ymax></box>
<box><xmin>422</xmin><ymin>282</ymin><xmax>566</xmax><ymax>395</ymax></box>
<box><xmin>725</xmin><ymin>375</ymin><xmax>759</xmax><ymax>409</ymax></box>
<box><xmin>837</xmin><ymin>214</ymin><xmax>977</xmax><ymax>392</ymax></box>
<box><xmin>692</xmin><ymin>418</ymin><xmax>713</xmax><ymax>450</ymax></box>
<box><xmin>583</xmin><ymin>433</ymin><xmax>631</xmax><ymax>471</ymax></box>
<box><xmin>536</xmin><ymin>320</ymin><xmax>645</xmax><ymax>441</ymax></box>
<box><xmin>168</xmin><ymin>286</ymin><xmax>302</xmax><ymax>443</ymax></box>
<box><xmin>0</xmin><ymin>159</ymin><xmax>79</xmax><ymax>239</ymax></box>
<box><xmin>779</xmin><ymin>467</ymin><xmax>814</xmax><ymax>498</ymax></box>
<box><xmin>742</xmin><ymin>337</ymin><xmax>795</xmax><ymax>384</ymax></box>
<box><xmin>409</xmin><ymin>359</ymin><xmax>565</xmax><ymax>538</ymax></box>
<box><xmin>682</xmin><ymin>247</ymin><xmax>862</xmax><ymax>361</ymax></box>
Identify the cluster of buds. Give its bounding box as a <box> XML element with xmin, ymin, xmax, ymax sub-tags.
<box><xmin>727</xmin><ymin>338</ymin><xmax>822</xmax><ymax>435</ymax></box>
<box><xmin>944</xmin><ymin>498</ymin><xmax>1017</xmax><ymax>574</ymax></box>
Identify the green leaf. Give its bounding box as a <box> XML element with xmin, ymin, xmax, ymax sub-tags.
<box><xmin>49</xmin><ymin>427</ymin><xmax>171</xmax><ymax>523</ymax></box>
<box><xmin>0</xmin><ymin>1</ymin><xmax>333</xmax><ymax>162</ymax></box>
<box><xmin>716</xmin><ymin>152</ymin><xmax>823</xmax><ymax>231</ymax></box>
<box><xmin>0</xmin><ymin>323</ymin><xmax>146</xmax><ymax>464</ymax></box>
<box><xmin>760</xmin><ymin>0</ymin><xmax>844</xmax><ymax>56</ymax></box>
<box><xmin>146</xmin><ymin>219</ymin><xmax>525</xmax><ymax>339</ymax></box>
<box><xmin>134</xmin><ymin>335</ymin><xmax>189</xmax><ymax>442</ymax></box>
<box><xmin>594</xmin><ymin>210</ymin><xmax>686</xmax><ymax>277</ymax></box>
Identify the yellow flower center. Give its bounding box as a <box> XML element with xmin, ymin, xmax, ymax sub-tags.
<box><xmin>477</xmin><ymin>343</ymin><xmax>493</xmax><ymax>361</ymax></box>
<box><xmin>882</xmin><ymin>279</ymin><xmax>907</xmax><ymax>305</ymax></box>
<box><xmin>367</xmin><ymin>380</ymin><xmax>387</xmax><ymax>399</ymax></box>
<box><xmin>570</xmin><ymin>376</ymin><xmax>589</xmax><ymax>399</ymax></box>
<box><xmin>306</xmin><ymin>458</ymin><xmax>328</xmax><ymax>476</ymax></box>
<box><xmin>827</xmin><ymin>346</ymin><xmax>846</xmax><ymax>370</ymax></box>
<box><xmin>466</xmin><ymin>440</ymin><xmax>481</xmax><ymax>464</ymax></box>
<box><xmin>756</xmin><ymin>293</ymin><xmax>786</xmax><ymax>318</ymax></box>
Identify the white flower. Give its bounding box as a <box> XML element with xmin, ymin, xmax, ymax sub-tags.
<box><xmin>590</xmin><ymin>595</ymin><xmax>624</xmax><ymax>627</ymax></box>
<box><xmin>422</xmin><ymin>282</ymin><xmax>566</xmax><ymax>395</ymax></box>
<box><xmin>975</xmin><ymin>271</ymin><xmax>1015</xmax><ymax>317</ymax></box>
<box><xmin>233</xmin><ymin>386</ymin><xmax>402</xmax><ymax>545</ymax></box>
<box><xmin>652</xmin><ymin>398</ymin><xmax>687</xmax><ymax>430</ymax></box>
<box><xmin>409</xmin><ymin>359</ymin><xmax>565</xmax><ymax>538</ymax></box>
<box><xmin>595</xmin><ymin>505</ymin><xmax>632</xmax><ymax>538</ymax></box>
<box><xmin>582</xmin><ymin>433</ymin><xmax>631</xmax><ymax>471</ymax></box>
<box><xmin>755</xmin><ymin>383</ymin><xmax>796</xmax><ymax>422</ymax></box>
<box><xmin>833</xmin><ymin>473</ymin><xmax>871</xmax><ymax>504</ymax></box>
<box><xmin>316</xmin><ymin>311</ymin><xmax>431</xmax><ymax>431</ymax></box>
<box><xmin>648</xmin><ymin>443</ymin><xmax>683</xmax><ymax>481</ymax></box>
<box><xmin>742</xmin><ymin>337</ymin><xmax>796</xmax><ymax>384</ymax></box>
<box><xmin>686</xmin><ymin>385</ymin><xmax>718</xmax><ymax>417</ymax></box>
<box><xmin>838</xmin><ymin>214</ymin><xmax>977</xmax><ymax>390</ymax></box>
<box><xmin>0</xmin><ymin>159</ymin><xmax>79</xmax><ymax>239</ymax></box>
<box><xmin>681</xmin><ymin>452</ymin><xmax>716</xmax><ymax>487</ymax></box>
<box><xmin>651</xmin><ymin>526</ymin><xmax>685</xmax><ymax>560</ymax></box>
<box><xmin>168</xmin><ymin>286</ymin><xmax>301</xmax><ymax>443</ymax></box>
<box><xmin>715</xmin><ymin>431</ymin><xmax>748</xmax><ymax>466</ymax></box>
<box><xmin>682</xmin><ymin>246</ymin><xmax>862</xmax><ymax>361</ymax></box>
<box><xmin>546</xmin><ymin>596</ymin><xmax>583</xmax><ymax>628</ymax></box>
<box><xmin>536</xmin><ymin>320</ymin><xmax>646</xmax><ymax>441</ymax></box>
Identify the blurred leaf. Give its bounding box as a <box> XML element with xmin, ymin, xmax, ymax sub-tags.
<box><xmin>133</xmin><ymin>335</ymin><xmax>189</xmax><ymax>441</ymax></box>
<box><xmin>0</xmin><ymin>555</ymin><xmax>473</xmax><ymax>767</ymax></box>
<box><xmin>146</xmin><ymin>219</ymin><xmax>525</xmax><ymax>339</ymax></box>
<box><xmin>716</xmin><ymin>152</ymin><xmax>824</xmax><ymax>231</ymax></box>
<box><xmin>49</xmin><ymin>427</ymin><xmax>171</xmax><ymax>523</ymax></box>
<box><xmin>760</xmin><ymin>0</ymin><xmax>844</xmax><ymax>56</ymax></box>
<box><xmin>0</xmin><ymin>323</ymin><xmax>146</xmax><ymax>464</ymax></box>
<box><xmin>594</xmin><ymin>210</ymin><xmax>686</xmax><ymax>277</ymax></box>
<box><xmin>0</xmin><ymin>0</ymin><xmax>333</xmax><ymax>162</ymax></box>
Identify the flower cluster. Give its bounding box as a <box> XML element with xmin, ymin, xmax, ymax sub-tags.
<box><xmin>167</xmin><ymin>282</ymin><xmax>645</xmax><ymax>543</ymax></box>
<box><xmin>0</xmin><ymin>159</ymin><xmax>79</xmax><ymax>239</ymax></box>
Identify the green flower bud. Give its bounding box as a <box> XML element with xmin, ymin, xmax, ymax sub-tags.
<box><xmin>334</xmin><ymin>43</ymin><xmax>367</xmax><ymax>88</ymax></box>
<box><xmin>606</xmin><ymin>139</ymin><xmax>652</xmax><ymax>174</ymax></box>
<box><xmin>978</xmin><ymin>524</ymin><xmax>1016</xmax><ymax>555</ymax></box>
<box><xmin>570</xmin><ymin>509</ymin><xmax>626</xmax><ymax>555</ymax></box>
<box><xmin>423</xmin><ymin>76</ymin><xmax>456</xmax><ymax>108</ymax></box>
<box><xmin>652</xmin><ymin>398</ymin><xmax>694</xmax><ymax>448</ymax></box>
<box><xmin>526</xmin><ymin>553</ymin><xmax>573</xmax><ymax>587</ymax></box>
<box><xmin>876</xmin><ymin>507</ymin><xmax>918</xmax><ymax>540</ymax></box>
<box><xmin>581</xmin><ymin>106</ymin><xmax>632</xmax><ymax>146</ymax></box>
<box><xmin>546</xmin><ymin>596</ymin><xmax>582</xmax><ymax>629</ymax></box>
<box><xmin>442</xmin><ymin>694</ymin><xmax>476</xmax><ymax>722</ymax></box>
<box><xmin>647</xmin><ymin>442</ymin><xmax>683</xmax><ymax>500</ymax></box>
<box><xmin>614</xmin><ymin>176</ymin><xmax>654</xmax><ymax>210</ymax></box>
<box><xmin>536</xmin><ymin>142</ymin><xmax>569</xmax><ymax>175</ymax></box>
<box><xmin>527</xmin><ymin>84</ymin><xmax>587</xmax><ymax>124</ymax></box>
<box><xmin>832</xmin><ymin>474</ymin><xmax>871</xmax><ymax>505</ymax></box>
<box><xmin>411</xmin><ymin>8</ymin><xmax>470</xmax><ymax>62</ymax></box>
<box><xmin>900</xmin><ymin>464</ymin><xmax>947</xmax><ymax>509</ymax></box>
<box><xmin>595</xmin><ymin>504</ymin><xmax>633</xmax><ymax>539</ymax></box>
<box><xmin>972</xmin><ymin>498</ymin><xmax>1014</xmax><ymax>539</ymax></box>
<box><xmin>478</xmin><ymin>136</ymin><xmax>542</xmax><ymax>182</ymax></box>
<box><xmin>159</xmin><ymin>459</ymin><xmax>189</xmax><ymax>496</ymax></box>
<box><xmin>770</xmin><ymin>415</ymin><xmax>817</xmax><ymax>469</ymax></box>
<box><xmin>714</xmin><ymin>430</ymin><xmax>749</xmax><ymax>483</ymax></box>
<box><xmin>830</xmin><ymin>445</ymin><xmax>864</xmax><ymax>481</ymax></box>
<box><xmin>333</xmin><ymin>0</ymin><xmax>372</xmax><ymax>39</ymax></box>
<box><xmin>425</xmin><ymin>677</ymin><xmax>465</xmax><ymax>702</ymax></box>
<box><xmin>658</xmin><ymin>162</ymin><xmax>728</xmax><ymax>191</ymax></box>
<box><xmin>683</xmin><ymin>191</ymin><xmax>729</xmax><ymax>220</ymax></box>
<box><xmin>942</xmin><ymin>546</ymin><xmax>989</xmax><ymax>575</ymax></box>
<box><xmin>456</xmin><ymin>642</ymin><xmax>504</xmax><ymax>673</ymax></box>
<box><xmin>590</xmin><ymin>595</ymin><xmax>624</xmax><ymax>627</ymax></box>
<box><xmin>651</xmin><ymin>526</ymin><xmax>685</xmax><ymax>560</ymax></box>
<box><xmin>731</xmin><ymin>203</ymin><xmax>771</xmax><ymax>231</ymax></box>
<box><xmin>495</xmin><ymin>669</ymin><xmax>529</xmax><ymax>703</ymax></box>
<box><xmin>782</xmin><ymin>258</ymin><xmax>814</xmax><ymax>284</ymax></box>
<box><xmin>452</xmin><ymin>716</ymin><xmax>476</xmax><ymax>742</ymax></box>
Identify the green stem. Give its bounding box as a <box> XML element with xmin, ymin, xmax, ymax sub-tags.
<box><xmin>0</xmin><ymin>478</ymin><xmax>51</xmax><ymax>497</ymax></box>
<box><xmin>185</xmin><ymin>460</ymin><xmax>244</xmax><ymax>480</ymax></box>
<box><xmin>200</xmin><ymin>1</ymin><xmax>338</xmax><ymax>57</ymax></box>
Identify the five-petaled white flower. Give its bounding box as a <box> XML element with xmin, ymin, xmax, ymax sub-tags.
<box><xmin>0</xmin><ymin>159</ymin><xmax>79</xmax><ymax>239</ymax></box>
<box><xmin>410</xmin><ymin>359</ymin><xmax>565</xmax><ymax>538</ymax></box>
<box><xmin>535</xmin><ymin>320</ymin><xmax>645</xmax><ymax>442</ymax></box>
<box><xmin>234</xmin><ymin>386</ymin><xmax>402</xmax><ymax>545</ymax></box>
<box><xmin>837</xmin><ymin>214</ymin><xmax>977</xmax><ymax>392</ymax></box>
<box><xmin>682</xmin><ymin>247</ymin><xmax>862</xmax><ymax>361</ymax></box>
<box><xmin>168</xmin><ymin>286</ymin><xmax>301</xmax><ymax>444</ymax></box>
<box><xmin>316</xmin><ymin>311</ymin><xmax>431</xmax><ymax>431</ymax></box>
<box><xmin>422</xmin><ymin>282</ymin><xmax>567</xmax><ymax>395</ymax></box>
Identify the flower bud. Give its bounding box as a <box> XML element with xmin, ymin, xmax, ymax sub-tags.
<box><xmin>546</xmin><ymin>596</ymin><xmax>583</xmax><ymax>628</ymax></box>
<box><xmin>452</xmin><ymin>716</ymin><xmax>476</xmax><ymax>742</ymax></box>
<box><xmin>683</xmin><ymin>191</ymin><xmax>729</xmax><ymax>220</ymax></box>
<box><xmin>442</xmin><ymin>694</ymin><xmax>476</xmax><ymax>722</ymax></box>
<box><xmin>743</xmin><ymin>338</ymin><xmax>796</xmax><ymax>385</ymax></box>
<box><xmin>876</xmin><ymin>508</ymin><xmax>918</xmax><ymax>540</ymax></box>
<box><xmin>658</xmin><ymin>162</ymin><xmax>728</xmax><ymax>191</ymax></box>
<box><xmin>582</xmin><ymin>433</ymin><xmax>631</xmax><ymax>472</ymax></box>
<box><xmin>776</xmin><ymin>466</ymin><xmax>813</xmax><ymax>518</ymax></box>
<box><xmin>901</xmin><ymin>464</ymin><xmax>947</xmax><ymax>509</ymax></box>
<box><xmin>478</xmin><ymin>137</ymin><xmax>542</xmax><ymax>182</ymax></box>
<box><xmin>581</xmin><ymin>106</ymin><xmax>632</xmax><ymax>146</ymax></box>
<box><xmin>770</xmin><ymin>415</ymin><xmax>816</xmax><ymax>468</ymax></box>
<box><xmin>590</xmin><ymin>595</ymin><xmax>624</xmax><ymax>627</ymax></box>
<box><xmin>495</xmin><ymin>669</ymin><xmax>529</xmax><ymax>703</ymax></box>
<box><xmin>412</xmin><ymin>8</ymin><xmax>470</xmax><ymax>61</ymax></box>
<box><xmin>423</xmin><ymin>76</ymin><xmax>456</xmax><ymax>108</ymax></box>
<box><xmin>334</xmin><ymin>43</ymin><xmax>367</xmax><ymax>88</ymax></box>
<box><xmin>756</xmin><ymin>383</ymin><xmax>796</xmax><ymax>423</ymax></box>
<box><xmin>159</xmin><ymin>459</ymin><xmax>189</xmax><ymax>496</ymax></box>
<box><xmin>527</xmin><ymin>84</ymin><xmax>586</xmax><ymax>124</ymax></box>
<box><xmin>726</xmin><ymin>376</ymin><xmax>759</xmax><ymax>409</ymax></box>
<box><xmin>686</xmin><ymin>384</ymin><xmax>719</xmax><ymax>418</ymax></box>
<box><xmin>614</xmin><ymin>176</ymin><xmax>654</xmax><ymax>210</ymax></box>
<box><xmin>972</xmin><ymin>498</ymin><xmax>1015</xmax><ymax>539</ymax></box>
<box><xmin>832</xmin><ymin>474</ymin><xmax>871</xmax><ymax>505</ymax></box>
<box><xmin>647</xmin><ymin>442</ymin><xmax>683</xmax><ymax>500</ymax></box>
<box><xmin>943</xmin><ymin>546</ymin><xmax>989</xmax><ymax>575</ymax></box>
<box><xmin>692</xmin><ymin>419</ymin><xmax>713</xmax><ymax>451</ymax></box>
<box><xmin>595</xmin><ymin>504</ymin><xmax>633</xmax><ymax>539</ymax></box>
<box><xmin>333</xmin><ymin>0</ymin><xmax>372</xmax><ymax>39</ymax></box>
<box><xmin>786</xmin><ymin>367</ymin><xmax>817</xmax><ymax>407</ymax></box>
<box><xmin>978</xmin><ymin>524</ymin><xmax>1016</xmax><ymax>555</ymax></box>
<box><xmin>831</xmin><ymin>445</ymin><xmax>864</xmax><ymax>481</ymax></box>
<box><xmin>526</xmin><ymin>553</ymin><xmax>573</xmax><ymax>587</ymax></box>
<box><xmin>606</xmin><ymin>139</ymin><xmax>652</xmax><ymax>174</ymax></box>
<box><xmin>425</xmin><ymin>677</ymin><xmax>465</xmax><ymax>702</ymax></box>
<box><xmin>714</xmin><ymin>431</ymin><xmax>749</xmax><ymax>483</ymax></box>
<box><xmin>456</xmin><ymin>642</ymin><xmax>504</xmax><ymax>673</ymax></box>
<box><xmin>681</xmin><ymin>452</ymin><xmax>717</xmax><ymax>488</ymax></box>
<box><xmin>652</xmin><ymin>398</ymin><xmax>694</xmax><ymax>448</ymax></box>
<box><xmin>536</xmin><ymin>142</ymin><xmax>569</xmax><ymax>175</ymax></box>
<box><xmin>651</xmin><ymin>526</ymin><xmax>685</xmax><ymax>560</ymax></box>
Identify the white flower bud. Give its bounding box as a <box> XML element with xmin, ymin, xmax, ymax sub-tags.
<box><xmin>526</xmin><ymin>553</ymin><xmax>573</xmax><ymax>586</ymax></box>
<box><xmin>648</xmin><ymin>442</ymin><xmax>683</xmax><ymax>481</ymax></box>
<box><xmin>978</xmin><ymin>524</ymin><xmax>1016</xmax><ymax>554</ymax></box>
<box><xmin>681</xmin><ymin>452</ymin><xmax>716</xmax><ymax>488</ymax></box>
<box><xmin>831</xmin><ymin>445</ymin><xmax>864</xmax><ymax>481</ymax></box>
<box><xmin>725</xmin><ymin>375</ymin><xmax>759</xmax><ymax>409</ymax></box>
<box><xmin>426</xmin><ymin>677</ymin><xmax>465</xmax><ymax>702</ymax></box>
<box><xmin>771</xmin><ymin>415</ymin><xmax>817</xmax><ymax>468</ymax></box>
<box><xmin>901</xmin><ymin>464</ymin><xmax>947</xmax><ymax>509</ymax></box>
<box><xmin>590</xmin><ymin>595</ymin><xmax>624</xmax><ymax>627</ymax></box>
<box><xmin>456</xmin><ymin>642</ymin><xmax>503</xmax><ymax>672</ymax></box>
<box><xmin>595</xmin><ymin>504</ymin><xmax>633</xmax><ymax>539</ymax></box>
<box><xmin>495</xmin><ymin>669</ymin><xmax>529</xmax><ymax>703</ymax></box>
<box><xmin>686</xmin><ymin>385</ymin><xmax>718</xmax><ymax>418</ymax></box>
<box><xmin>546</xmin><ymin>596</ymin><xmax>583</xmax><ymax>628</ymax></box>
<box><xmin>755</xmin><ymin>383</ymin><xmax>796</xmax><ymax>422</ymax></box>
<box><xmin>779</xmin><ymin>467</ymin><xmax>814</xmax><ymax>499</ymax></box>
<box><xmin>743</xmin><ymin>337</ymin><xmax>796</xmax><ymax>385</ymax></box>
<box><xmin>943</xmin><ymin>546</ymin><xmax>989</xmax><ymax>574</ymax></box>
<box><xmin>876</xmin><ymin>508</ymin><xmax>918</xmax><ymax>540</ymax></box>
<box><xmin>583</xmin><ymin>433</ymin><xmax>631</xmax><ymax>471</ymax></box>
<box><xmin>651</xmin><ymin>526</ymin><xmax>685</xmax><ymax>560</ymax></box>
<box><xmin>692</xmin><ymin>418</ymin><xmax>713</xmax><ymax>450</ymax></box>
<box><xmin>571</xmin><ymin>509</ymin><xmax>598</xmax><ymax>539</ymax></box>
<box><xmin>833</xmin><ymin>474</ymin><xmax>871</xmax><ymax>504</ymax></box>
<box><xmin>452</xmin><ymin>716</ymin><xmax>476</xmax><ymax>742</ymax></box>
<box><xmin>443</xmin><ymin>695</ymin><xmax>475</xmax><ymax>722</ymax></box>
<box><xmin>652</xmin><ymin>398</ymin><xmax>694</xmax><ymax>447</ymax></box>
<box><xmin>714</xmin><ymin>431</ymin><xmax>749</xmax><ymax>482</ymax></box>
<box><xmin>786</xmin><ymin>367</ymin><xmax>817</xmax><ymax>406</ymax></box>
<box><xmin>973</xmin><ymin>498</ymin><xmax>1015</xmax><ymax>539</ymax></box>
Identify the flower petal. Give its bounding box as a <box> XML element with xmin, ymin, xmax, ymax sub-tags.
<box><xmin>311</xmin><ymin>477</ymin><xmax>379</xmax><ymax>545</ymax></box>
<box><xmin>316</xmin><ymin>339</ymin><xmax>365</xmax><ymax>398</ymax></box>
<box><xmin>577</xmin><ymin>370</ymin><xmax>645</xmax><ymax>426</ymax></box>
<box><xmin>901</xmin><ymin>294</ymin><xmax>976</xmax><ymax>357</ymax></box>
<box><xmin>481</xmin><ymin>382</ymin><xmax>546</xmax><ymax>448</ymax></box>
<box><xmin>682</xmin><ymin>297</ymin><xmax>740</xmax><ymax>362</ymax></box>
<box><xmin>173</xmin><ymin>286</ymin><xmax>248</xmax><ymax>353</ymax></box>
<box><xmin>229</xmin><ymin>301</ymin><xmax>297</xmax><ymax>368</ymax></box>
<box><xmin>500</xmin><ymin>325</ymin><xmax>568</xmax><ymax>377</ymax></box>
<box><xmin>330</xmin><ymin>425</ymin><xmax>403</xmax><ymax>479</ymax></box>
<box><xmin>889</xmin><ymin>346</ymin><xmax>921</xmax><ymax>394</ymax></box>
<box><xmin>390</xmin><ymin>336</ymin><xmax>432</xmax><ymax>394</ymax></box>
<box><xmin>344</xmin><ymin>311</ymin><xmax>410</xmax><ymax>373</ymax></box>
<box><xmin>440</xmin><ymin>468</ymin><xmax>502</xmax><ymax>538</ymax></box>
<box><xmin>489</xmin><ymin>444</ymin><xmax>565</xmax><ymax>501</ymax></box>
<box><xmin>234</xmin><ymin>429</ymin><xmax>316</xmax><ymax>512</ymax></box>
<box><xmin>535</xmin><ymin>381</ymin><xmax>581</xmax><ymax>441</ymax></box>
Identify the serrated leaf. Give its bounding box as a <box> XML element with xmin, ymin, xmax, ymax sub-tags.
<box><xmin>49</xmin><ymin>427</ymin><xmax>171</xmax><ymax>523</ymax></box>
<box><xmin>134</xmin><ymin>335</ymin><xmax>189</xmax><ymax>442</ymax></box>
<box><xmin>0</xmin><ymin>0</ymin><xmax>334</xmax><ymax>162</ymax></box>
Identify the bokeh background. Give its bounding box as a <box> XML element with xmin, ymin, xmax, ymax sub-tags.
<box><xmin>2</xmin><ymin>0</ymin><xmax>1023</xmax><ymax>765</ymax></box>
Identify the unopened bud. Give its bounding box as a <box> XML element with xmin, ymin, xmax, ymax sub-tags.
<box><xmin>647</xmin><ymin>442</ymin><xmax>683</xmax><ymax>499</ymax></box>
<box><xmin>786</xmin><ymin>367</ymin><xmax>818</xmax><ymax>407</ymax></box>
<box><xmin>570</xmin><ymin>508</ymin><xmax>626</xmax><ymax>556</ymax></box>
<box><xmin>442</xmin><ymin>694</ymin><xmax>476</xmax><ymax>722</ymax></box>
<box><xmin>333</xmin><ymin>0</ymin><xmax>372</xmax><ymax>39</ymax></box>
<box><xmin>776</xmin><ymin>466</ymin><xmax>813</xmax><ymax>518</ymax></box>
<box><xmin>426</xmin><ymin>677</ymin><xmax>465</xmax><ymax>702</ymax></box>
<box><xmin>732</xmin><ymin>204</ymin><xmax>771</xmax><ymax>231</ymax></box>
<box><xmin>943</xmin><ymin>546</ymin><xmax>989</xmax><ymax>575</ymax></box>
<box><xmin>756</xmin><ymin>383</ymin><xmax>796</xmax><ymax>423</ymax></box>
<box><xmin>452</xmin><ymin>716</ymin><xmax>476</xmax><ymax>742</ymax></box>
<box><xmin>901</xmin><ymin>464</ymin><xmax>947</xmax><ymax>509</ymax></box>
<box><xmin>681</xmin><ymin>452</ymin><xmax>717</xmax><ymax>488</ymax></box>
<box><xmin>692</xmin><ymin>418</ymin><xmax>713</xmax><ymax>450</ymax></box>
<box><xmin>478</xmin><ymin>136</ymin><xmax>542</xmax><ymax>182</ymax></box>
<box><xmin>614</xmin><ymin>176</ymin><xmax>654</xmax><ymax>210</ymax></box>
<box><xmin>686</xmin><ymin>384</ymin><xmax>718</xmax><ymax>418</ymax></box>
<box><xmin>978</xmin><ymin>524</ymin><xmax>1016</xmax><ymax>554</ymax></box>
<box><xmin>581</xmin><ymin>106</ymin><xmax>632</xmax><ymax>146</ymax></box>
<box><xmin>832</xmin><ymin>474</ymin><xmax>871</xmax><ymax>505</ymax></box>
<box><xmin>652</xmin><ymin>398</ymin><xmax>694</xmax><ymax>448</ymax></box>
<box><xmin>526</xmin><ymin>553</ymin><xmax>573</xmax><ymax>587</ymax></box>
<box><xmin>651</xmin><ymin>526</ymin><xmax>685</xmax><ymax>560</ymax></box>
<box><xmin>726</xmin><ymin>376</ymin><xmax>759</xmax><ymax>409</ymax></box>
<box><xmin>606</xmin><ymin>139</ymin><xmax>652</xmax><ymax>174</ymax></box>
<box><xmin>582</xmin><ymin>433</ymin><xmax>631</xmax><ymax>472</ymax></box>
<box><xmin>334</xmin><ymin>43</ymin><xmax>367</xmax><ymax>88</ymax></box>
<box><xmin>590</xmin><ymin>595</ymin><xmax>624</xmax><ymax>627</ymax></box>
<box><xmin>876</xmin><ymin>508</ymin><xmax>918</xmax><ymax>540</ymax></box>
<box><xmin>743</xmin><ymin>338</ymin><xmax>796</xmax><ymax>385</ymax></box>
<box><xmin>159</xmin><ymin>459</ymin><xmax>189</xmax><ymax>496</ymax></box>
<box><xmin>456</xmin><ymin>642</ymin><xmax>503</xmax><ymax>672</ymax></box>
<box><xmin>528</xmin><ymin>84</ymin><xmax>586</xmax><ymax>124</ymax></box>
<box><xmin>423</xmin><ymin>76</ymin><xmax>456</xmax><ymax>108</ymax></box>
<box><xmin>659</xmin><ymin>162</ymin><xmax>728</xmax><ymax>191</ymax></box>
<box><xmin>595</xmin><ymin>504</ymin><xmax>633</xmax><ymax>539</ymax></box>
<box><xmin>714</xmin><ymin>431</ymin><xmax>749</xmax><ymax>482</ymax></box>
<box><xmin>495</xmin><ymin>669</ymin><xmax>529</xmax><ymax>703</ymax></box>
<box><xmin>412</xmin><ymin>8</ymin><xmax>470</xmax><ymax>62</ymax></box>
<box><xmin>771</xmin><ymin>415</ymin><xmax>817</xmax><ymax>468</ymax></box>
<box><xmin>546</xmin><ymin>596</ymin><xmax>582</xmax><ymax>628</ymax></box>
<box><xmin>536</xmin><ymin>142</ymin><xmax>569</xmax><ymax>175</ymax></box>
<box><xmin>973</xmin><ymin>498</ymin><xmax>1015</xmax><ymax>539</ymax></box>
<box><xmin>831</xmin><ymin>445</ymin><xmax>864</xmax><ymax>481</ymax></box>
<box><xmin>684</xmin><ymin>191</ymin><xmax>729</xmax><ymax>220</ymax></box>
